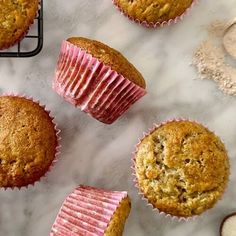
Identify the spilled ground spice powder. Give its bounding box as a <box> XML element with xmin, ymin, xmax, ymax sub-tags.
<box><xmin>192</xmin><ymin>19</ymin><xmax>236</xmax><ymax>96</ymax></box>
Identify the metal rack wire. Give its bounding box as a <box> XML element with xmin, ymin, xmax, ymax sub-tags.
<box><xmin>0</xmin><ymin>0</ymin><xmax>43</xmax><ymax>58</ymax></box>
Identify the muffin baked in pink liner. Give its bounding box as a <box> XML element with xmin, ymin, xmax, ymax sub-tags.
<box><xmin>53</xmin><ymin>40</ymin><xmax>146</xmax><ymax>124</ymax></box>
<box><xmin>131</xmin><ymin>118</ymin><xmax>230</xmax><ymax>221</ymax></box>
<box><xmin>50</xmin><ymin>185</ymin><xmax>129</xmax><ymax>236</ymax></box>
<box><xmin>1</xmin><ymin>94</ymin><xmax>61</xmax><ymax>190</ymax></box>
<box><xmin>112</xmin><ymin>0</ymin><xmax>198</xmax><ymax>28</ymax></box>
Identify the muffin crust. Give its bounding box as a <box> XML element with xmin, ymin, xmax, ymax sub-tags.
<box><xmin>0</xmin><ymin>0</ymin><xmax>38</xmax><ymax>50</ymax></box>
<box><xmin>0</xmin><ymin>96</ymin><xmax>57</xmax><ymax>187</ymax></box>
<box><xmin>105</xmin><ymin>197</ymin><xmax>131</xmax><ymax>236</ymax></box>
<box><xmin>114</xmin><ymin>0</ymin><xmax>193</xmax><ymax>24</ymax></box>
<box><xmin>135</xmin><ymin>120</ymin><xmax>229</xmax><ymax>217</ymax></box>
<box><xmin>67</xmin><ymin>37</ymin><xmax>146</xmax><ymax>89</ymax></box>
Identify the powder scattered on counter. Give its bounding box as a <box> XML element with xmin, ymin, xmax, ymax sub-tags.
<box><xmin>192</xmin><ymin>20</ymin><xmax>236</xmax><ymax>96</ymax></box>
<box><xmin>208</xmin><ymin>20</ymin><xmax>226</xmax><ymax>37</ymax></box>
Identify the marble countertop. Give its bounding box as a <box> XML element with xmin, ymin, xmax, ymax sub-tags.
<box><xmin>0</xmin><ymin>0</ymin><xmax>236</xmax><ymax>235</ymax></box>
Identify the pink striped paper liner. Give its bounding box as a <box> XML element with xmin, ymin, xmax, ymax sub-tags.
<box><xmin>53</xmin><ymin>40</ymin><xmax>146</xmax><ymax>124</ymax></box>
<box><xmin>0</xmin><ymin>0</ymin><xmax>41</xmax><ymax>50</ymax></box>
<box><xmin>132</xmin><ymin>118</ymin><xmax>230</xmax><ymax>221</ymax></box>
<box><xmin>0</xmin><ymin>94</ymin><xmax>61</xmax><ymax>190</ymax></box>
<box><xmin>112</xmin><ymin>0</ymin><xmax>198</xmax><ymax>28</ymax></box>
<box><xmin>50</xmin><ymin>185</ymin><xmax>128</xmax><ymax>236</ymax></box>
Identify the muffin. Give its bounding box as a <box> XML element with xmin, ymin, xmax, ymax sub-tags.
<box><xmin>0</xmin><ymin>0</ymin><xmax>39</xmax><ymax>50</ymax></box>
<box><xmin>50</xmin><ymin>185</ymin><xmax>131</xmax><ymax>236</ymax></box>
<box><xmin>53</xmin><ymin>37</ymin><xmax>146</xmax><ymax>124</ymax></box>
<box><xmin>113</xmin><ymin>0</ymin><xmax>194</xmax><ymax>27</ymax></box>
<box><xmin>0</xmin><ymin>95</ymin><xmax>59</xmax><ymax>188</ymax></box>
<box><xmin>134</xmin><ymin>120</ymin><xmax>230</xmax><ymax>218</ymax></box>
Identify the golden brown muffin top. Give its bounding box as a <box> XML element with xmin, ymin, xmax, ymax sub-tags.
<box><xmin>67</xmin><ymin>37</ymin><xmax>146</xmax><ymax>89</ymax></box>
<box><xmin>105</xmin><ymin>196</ymin><xmax>131</xmax><ymax>236</ymax></box>
<box><xmin>114</xmin><ymin>0</ymin><xmax>193</xmax><ymax>24</ymax></box>
<box><xmin>0</xmin><ymin>96</ymin><xmax>57</xmax><ymax>187</ymax></box>
<box><xmin>135</xmin><ymin>120</ymin><xmax>230</xmax><ymax>217</ymax></box>
<box><xmin>0</xmin><ymin>0</ymin><xmax>38</xmax><ymax>50</ymax></box>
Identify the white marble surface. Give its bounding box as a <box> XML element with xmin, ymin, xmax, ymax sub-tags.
<box><xmin>0</xmin><ymin>0</ymin><xmax>236</xmax><ymax>235</ymax></box>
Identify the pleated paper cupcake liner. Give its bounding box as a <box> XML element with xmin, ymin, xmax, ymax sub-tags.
<box><xmin>0</xmin><ymin>0</ymin><xmax>41</xmax><ymax>50</ymax></box>
<box><xmin>50</xmin><ymin>185</ymin><xmax>128</xmax><ymax>236</ymax></box>
<box><xmin>112</xmin><ymin>0</ymin><xmax>198</xmax><ymax>28</ymax></box>
<box><xmin>53</xmin><ymin>40</ymin><xmax>146</xmax><ymax>124</ymax></box>
<box><xmin>1</xmin><ymin>93</ymin><xmax>61</xmax><ymax>190</ymax></box>
<box><xmin>131</xmin><ymin>118</ymin><xmax>230</xmax><ymax>221</ymax></box>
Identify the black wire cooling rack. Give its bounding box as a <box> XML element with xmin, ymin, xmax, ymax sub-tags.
<box><xmin>0</xmin><ymin>0</ymin><xmax>43</xmax><ymax>58</ymax></box>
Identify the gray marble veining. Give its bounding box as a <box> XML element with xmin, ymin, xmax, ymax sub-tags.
<box><xmin>0</xmin><ymin>1</ymin><xmax>236</xmax><ymax>235</ymax></box>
